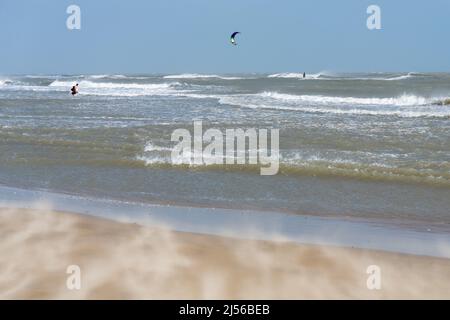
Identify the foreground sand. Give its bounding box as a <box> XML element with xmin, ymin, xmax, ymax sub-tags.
<box><xmin>1</xmin><ymin>206</ymin><xmax>450</xmax><ymax>299</ymax></box>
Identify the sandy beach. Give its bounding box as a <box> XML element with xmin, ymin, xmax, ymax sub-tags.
<box><xmin>1</xmin><ymin>206</ymin><xmax>450</xmax><ymax>299</ymax></box>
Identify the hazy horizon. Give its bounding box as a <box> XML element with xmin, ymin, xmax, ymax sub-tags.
<box><xmin>3</xmin><ymin>71</ymin><xmax>450</xmax><ymax>77</ymax></box>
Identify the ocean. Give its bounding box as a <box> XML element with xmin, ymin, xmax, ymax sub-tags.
<box><xmin>1</xmin><ymin>72</ymin><xmax>449</xmax><ymax>226</ymax></box>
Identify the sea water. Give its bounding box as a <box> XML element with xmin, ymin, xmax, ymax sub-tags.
<box><xmin>1</xmin><ymin>72</ymin><xmax>449</xmax><ymax>225</ymax></box>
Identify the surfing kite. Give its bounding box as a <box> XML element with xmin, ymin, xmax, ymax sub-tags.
<box><xmin>230</xmin><ymin>32</ymin><xmax>240</xmax><ymax>45</ymax></box>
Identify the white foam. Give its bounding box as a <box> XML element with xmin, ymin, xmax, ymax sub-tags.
<box><xmin>49</xmin><ymin>80</ymin><xmax>175</xmax><ymax>89</ymax></box>
<box><xmin>88</xmin><ymin>75</ymin><xmax>111</xmax><ymax>79</ymax></box>
<box><xmin>356</xmin><ymin>73</ymin><xmax>417</xmax><ymax>81</ymax></box>
<box><xmin>257</xmin><ymin>92</ymin><xmax>431</xmax><ymax>106</ymax></box>
<box><xmin>49</xmin><ymin>80</ymin><xmax>186</xmax><ymax>97</ymax></box>
<box><xmin>88</xmin><ymin>75</ymin><xmax>129</xmax><ymax>79</ymax></box>
<box><xmin>267</xmin><ymin>72</ymin><xmax>419</xmax><ymax>81</ymax></box>
<box><xmin>138</xmin><ymin>152</ymin><xmax>263</xmax><ymax>167</ymax></box>
<box><xmin>24</xmin><ymin>75</ymin><xmax>63</xmax><ymax>79</ymax></box>
<box><xmin>136</xmin><ymin>155</ymin><xmax>169</xmax><ymax>165</ymax></box>
<box><xmin>144</xmin><ymin>142</ymin><xmax>172</xmax><ymax>152</ymax></box>
<box><xmin>163</xmin><ymin>74</ymin><xmax>242</xmax><ymax>80</ymax></box>
<box><xmin>268</xmin><ymin>72</ymin><xmax>322</xmax><ymax>79</ymax></box>
<box><xmin>0</xmin><ymin>78</ymin><xmax>12</xmax><ymax>86</ymax></box>
<box><xmin>383</xmin><ymin>74</ymin><xmax>414</xmax><ymax>81</ymax></box>
<box><xmin>215</xmin><ymin>92</ymin><xmax>450</xmax><ymax>118</ymax></box>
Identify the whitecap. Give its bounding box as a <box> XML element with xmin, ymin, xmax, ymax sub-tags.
<box><xmin>163</xmin><ymin>74</ymin><xmax>243</xmax><ymax>80</ymax></box>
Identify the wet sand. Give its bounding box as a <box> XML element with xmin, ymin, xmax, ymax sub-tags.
<box><xmin>1</xmin><ymin>206</ymin><xmax>450</xmax><ymax>299</ymax></box>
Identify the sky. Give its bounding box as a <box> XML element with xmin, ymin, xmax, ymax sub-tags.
<box><xmin>0</xmin><ymin>0</ymin><xmax>449</xmax><ymax>74</ymax></box>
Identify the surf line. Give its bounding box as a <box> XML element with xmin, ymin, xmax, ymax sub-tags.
<box><xmin>170</xmin><ymin>121</ymin><xmax>279</xmax><ymax>175</ymax></box>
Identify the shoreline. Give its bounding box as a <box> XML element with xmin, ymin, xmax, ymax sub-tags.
<box><xmin>1</xmin><ymin>185</ymin><xmax>450</xmax><ymax>258</ymax></box>
<box><xmin>1</xmin><ymin>207</ymin><xmax>450</xmax><ymax>299</ymax></box>
<box><xmin>3</xmin><ymin>181</ymin><xmax>449</xmax><ymax>231</ymax></box>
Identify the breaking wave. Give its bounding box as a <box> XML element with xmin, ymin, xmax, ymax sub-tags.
<box><xmin>144</xmin><ymin>141</ymin><xmax>172</xmax><ymax>152</ymax></box>
<box><xmin>87</xmin><ymin>74</ymin><xmax>128</xmax><ymax>79</ymax></box>
<box><xmin>267</xmin><ymin>72</ymin><xmax>422</xmax><ymax>81</ymax></box>
<box><xmin>382</xmin><ymin>73</ymin><xmax>415</xmax><ymax>81</ymax></box>
<box><xmin>49</xmin><ymin>80</ymin><xmax>179</xmax><ymax>89</ymax></box>
<box><xmin>257</xmin><ymin>92</ymin><xmax>432</xmax><ymax>106</ymax></box>
<box><xmin>214</xmin><ymin>92</ymin><xmax>450</xmax><ymax>118</ymax></box>
<box><xmin>268</xmin><ymin>72</ymin><xmax>324</xmax><ymax>79</ymax></box>
<box><xmin>434</xmin><ymin>98</ymin><xmax>450</xmax><ymax>106</ymax></box>
<box><xmin>0</xmin><ymin>79</ymin><xmax>12</xmax><ymax>86</ymax></box>
<box><xmin>353</xmin><ymin>72</ymin><xmax>422</xmax><ymax>81</ymax></box>
<box><xmin>163</xmin><ymin>74</ymin><xmax>243</xmax><ymax>80</ymax></box>
<box><xmin>49</xmin><ymin>80</ymin><xmax>186</xmax><ymax>96</ymax></box>
<box><xmin>134</xmin><ymin>152</ymin><xmax>450</xmax><ymax>187</ymax></box>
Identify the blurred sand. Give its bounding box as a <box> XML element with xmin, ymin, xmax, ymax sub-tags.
<box><xmin>1</xmin><ymin>206</ymin><xmax>450</xmax><ymax>299</ymax></box>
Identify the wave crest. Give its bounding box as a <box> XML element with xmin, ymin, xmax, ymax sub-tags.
<box><xmin>163</xmin><ymin>74</ymin><xmax>242</xmax><ymax>80</ymax></box>
<box><xmin>215</xmin><ymin>92</ymin><xmax>450</xmax><ymax>118</ymax></box>
<box><xmin>267</xmin><ymin>72</ymin><xmax>421</xmax><ymax>81</ymax></box>
<box><xmin>0</xmin><ymin>79</ymin><xmax>12</xmax><ymax>86</ymax></box>
<box><xmin>258</xmin><ymin>92</ymin><xmax>432</xmax><ymax>106</ymax></box>
<box><xmin>49</xmin><ymin>80</ymin><xmax>185</xmax><ymax>96</ymax></box>
<box><xmin>268</xmin><ymin>72</ymin><xmax>323</xmax><ymax>79</ymax></box>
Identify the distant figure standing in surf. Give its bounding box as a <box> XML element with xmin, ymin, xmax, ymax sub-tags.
<box><xmin>71</xmin><ymin>84</ymin><xmax>79</xmax><ymax>96</ymax></box>
<box><xmin>303</xmin><ymin>72</ymin><xmax>306</xmax><ymax>79</ymax></box>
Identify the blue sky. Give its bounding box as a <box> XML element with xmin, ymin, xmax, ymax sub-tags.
<box><xmin>0</xmin><ymin>0</ymin><xmax>449</xmax><ymax>74</ymax></box>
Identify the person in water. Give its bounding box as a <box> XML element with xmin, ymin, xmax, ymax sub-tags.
<box><xmin>303</xmin><ymin>72</ymin><xmax>306</xmax><ymax>79</ymax></box>
<box><xmin>71</xmin><ymin>84</ymin><xmax>79</xmax><ymax>96</ymax></box>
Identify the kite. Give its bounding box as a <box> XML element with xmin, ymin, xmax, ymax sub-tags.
<box><xmin>230</xmin><ymin>32</ymin><xmax>240</xmax><ymax>45</ymax></box>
